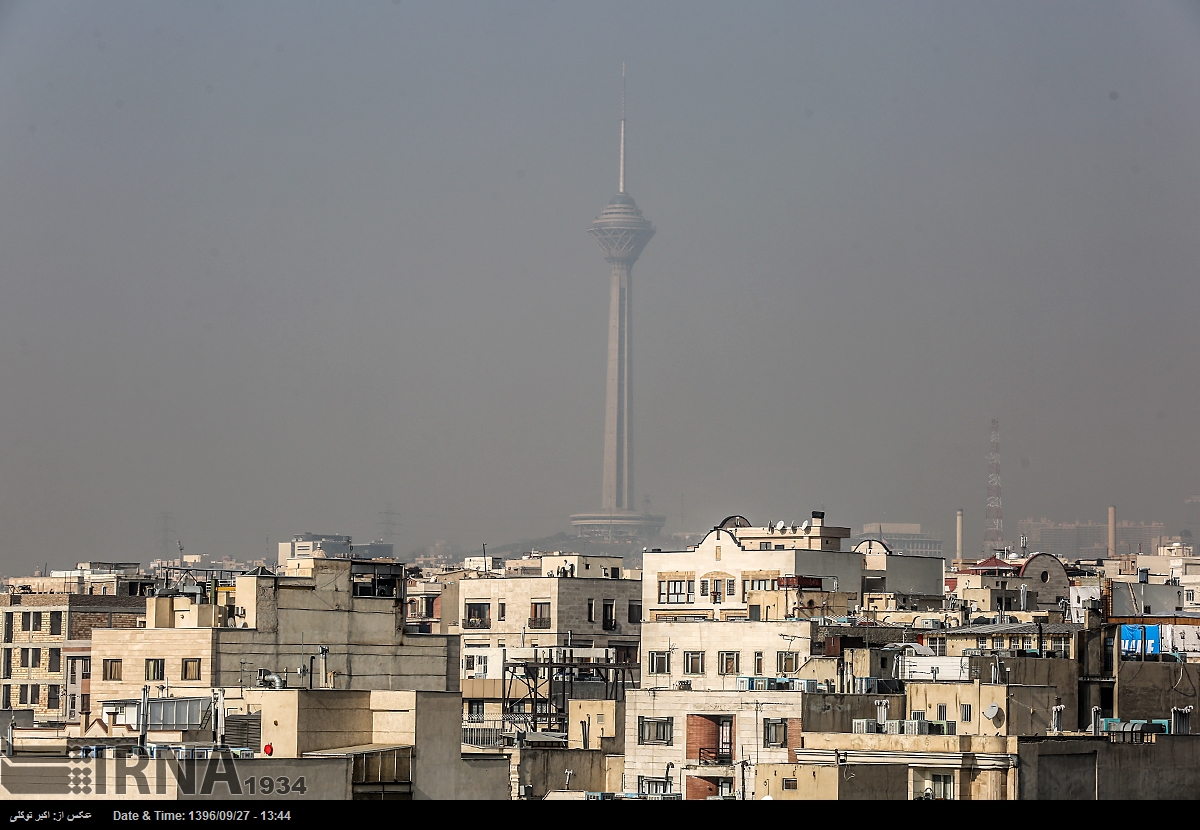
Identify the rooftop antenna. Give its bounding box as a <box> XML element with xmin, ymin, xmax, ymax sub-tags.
<box><xmin>619</xmin><ymin>62</ymin><xmax>626</xmax><ymax>194</ymax></box>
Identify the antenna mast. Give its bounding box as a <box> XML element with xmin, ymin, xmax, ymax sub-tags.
<box><xmin>619</xmin><ymin>62</ymin><xmax>626</xmax><ymax>194</ymax></box>
<box><xmin>983</xmin><ymin>418</ymin><xmax>1005</xmax><ymax>556</ymax></box>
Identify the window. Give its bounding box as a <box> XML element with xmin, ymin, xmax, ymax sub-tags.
<box><xmin>530</xmin><ymin>602</ymin><xmax>551</xmax><ymax>620</ymax></box>
<box><xmin>936</xmin><ymin>704</ymin><xmax>948</xmax><ymax>721</ymax></box>
<box><xmin>638</xmin><ymin>777</ymin><xmax>673</xmax><ymax>794</ymax></box>
<box><xmin>48</xmin><ymin>649</ymin><xmax>60</xmax><ymax>673</ymax></box>
<box><xmin>146</xmin><ymin>659</ymin><xmax>165</xmax><ymax>681</ymax></box>
<box><xmin>49</xmin><ymin>612</ymin><xmax>62</xmax><ymax>636</ymax></box>
<box><xmin>1188</xmin><ymin>591</ymin><xmax>1196</xmax><ymax>603</ymax></box>
<box><xmin>782</xmin><ymin>778</ymin><xmax>798</xmax><ymax>791</ymax></box>
<box><xmin>659</xmin><ymin>580</ymin><xmax>693</xmax><ymax>604</ymax></box>
<box><xmin>718</xmin><ymin>651</ymin><xmax>740</xmax><ymax>675</ymax></box>
<box><xmin>977</xmin><ymin>637</ymin><xmax>987</xmax><ymax>650</ymax></box>
<box><xmin>1</xmin><ymin>685</ymin><xmax>8</xmax><ymax>708</ymax></box>
<box><xmin>80</xmin><ymin>658</ymin><xmax>90</xmax><ymax>679</ymax></box>
<box><xmin>19</xmin><ymin>649</ymin><xmax>29</xmax><ymax>669</ymax></box>
<box><xmin>603</xmin><ymin>600</ymin><xmax>616</xmax><ymax>629</ymax></box>
<box><xmin>47</xmin><ymin>685</ymin><xmax>59</xmax><ymax>710</ymax></box>
<box><xmin>31</xmin><ymin>612</ymin><xmax>42</xmax><ymax>632</ymax></box>
<box><xmin>2</xmin><ymin>614</ymin><xmax>11</xmax><ymax>644</ymax></box>
<box><xmin>465</xmin><ymin>603</ymin><xmax>491</xmax><ymax>628</ymax></box>
<box><xmin>726</xmin><ymin>579</ymin><xmax>736</xmax><ymax>596</ymax></box>
<box><xmin>683</xmin><ymin>651</ymin><xmax>705</xmax><ymax>674</ymax></box>
<box><xmin>19</xmin><ymin>685</ymin><xmax>28</xmax><ymax>705</ymax></box>
<box><xmin>777</xmin><ymin>651</ymin><xmax>800</xmax><ymax>674</ymax></box>
<box><xmin>961</xmin><ymin>704</ymin><xmax>972</xmax><ymax>723</ymax></box>
<box><xmin>637</xmin><ymin>716</ymin><xmax>673</xmax><ymax>745</ymax></box>
<box><xmin>80</xmin><ymin>694</ymin><xmax>90</xmax><ymax>714</ymax></box>
<box><xmin>466</xmin><ymin>700</ymin><xmax>485</xmax><ymax>723</ymax></box>
<box><xmin>102</xmin><ymin>659</ymin><xmax>122</xmax><ymax>681</ymax></box>
<box><xmin>648</xmin><ymin>651</ymin><xmax>670</xmax><ymax>674</ymax></box>
<box><xmin>628</xmin><ymin>602</ymin><xmax>641</xmax><ymax>624</ymax></box>
<box><xmin>748</xmin><ymin>605</ymin><xmax>761</xmax><ymax>621</ymax></box>
<box><xmin>712</xmin><ymin>588</ymin><xmax>722</xmax><ymax>604</ymax></box>
<box><xmin>1</xmin><ymin>649</ymin><xmax>8</xmax><ymax>680</ymax></box>
<box><xmin>763</xmin><ymin>718</ymin><xmax>788</xmax><ymax>747</ymax></box>
<box><xmin>754</xmin><ymin>652</ymin><xmax>763</xmax><ymax>676</ymax></box>
<box><xmin>699</xmin><ymin>580</ymin><xmax>709</xmax><ymax>596</ymax></box>
<box><xmin>929</xmin><ymin>638</ymin><xmax>947</xmax><ymax>657</ymax></box>
<box><xmin>498</xmin><ymin>602</ymin><xmax>506</xmax><ymax>621</ymax></box>
<box><xmin>921</xmin><ymin>772</ymin><xmax>954</xmax><ymax>800</ymax></box>
<box><xmin>28</xmin><ymin>684</ymin><xmax>39</xmax><ymax>705</ymax></box>
<box><xmin>20</xmin><ymin>613</ymin><xmax>30</xmax><ymax>632</ymax></box>
<box><xmin>587</xmin><ymin>599</ymin><xmax>596</xmax><ymax>623</ymax></box>
<box><xmin>182</xmin><ymin>659</ymin><xmax>201</xmax><ymax>681</ymax></box>
<box><xmin>992</xmin><ymin>637</ymin><xmax>1004</xmax><ymax>649</ymax></box>
<box><xmin>759</xmin><ymin>542</ymin><xmax>771</xmax><ymax>550</ymax></box>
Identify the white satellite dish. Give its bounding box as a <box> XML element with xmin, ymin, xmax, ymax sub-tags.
<box><xmin>984</xmin><ymin>703</ymin><xmax>1000</xmax><ymax>720</ymax></box>
<box><xmin>800</xmin><ymin>520</ymin><xmax>812</xmax><ymax>533</ymax></box>
<box><xmin>775</xmin><ymin>520</ymin><xmax>786</xmax><ymax>532</ymax></box>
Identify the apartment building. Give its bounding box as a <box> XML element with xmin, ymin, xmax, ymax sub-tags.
<box><xmin>950</xmin><ymin>553</ymin><xmax>1070</xmax><ymax>613</ymax></box>
<box><xmin>455</xmin><ymin>570</ymin><xmax>641</xmax><ymax>661</ymax></box>
<box><xmin>1</xmin><ymin>592</ymin><xmax>145</xmax><ymax>722</ymax></box>
<box><xmin>7</xmin><ymin>562</ymin><xmax>155</xmax><ymax>598</ymax></box>
<box><xmin>88</xmin><ymin>556</ymin><xmax>458</xmax><ymax>704</ymax></box>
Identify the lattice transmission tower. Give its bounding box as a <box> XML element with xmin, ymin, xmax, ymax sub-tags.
<box><xmin>983</xmin><ymin>418</ymin><xmax>1006</xmax><ymax>555</ymax></box>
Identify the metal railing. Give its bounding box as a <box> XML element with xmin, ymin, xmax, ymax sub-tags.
<box><xmin>697</xmin><ymin>747</ymin><xmax>733</xmax><ymax>765</ymax></box>
<box><xmin>527</xmin><ymin>617</ymin><xmax>552</xmax><ymax>630</ymax></box>
<box><xmin>463</xmin><ymin>618</ymin><xmax>491</xmax><ymax>630</ymax></box>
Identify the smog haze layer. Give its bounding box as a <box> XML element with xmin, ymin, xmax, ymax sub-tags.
<box><xmin>1</xmin><ymin>1</ymin><xmax>1199</xmax><ymax>570</ymax></box>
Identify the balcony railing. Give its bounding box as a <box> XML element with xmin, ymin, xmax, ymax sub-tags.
<box><xmin>463</xmin><ymin>618</ymin><xmax>491</xmax><ymax>630</ymax></box>
<box><xmin>697</xmin><ymin>747</ymin><xmax>733</xmax><ymax>765</ymax></box>
<box><xmin>602</xmin><ymin>619</ymin><xmax>618</xmax><ymax>631</ymax></box>
<box><xmin>527</xmin><ymin>617</ymin><xmax>552</xmax><ymax>630</ymax></box>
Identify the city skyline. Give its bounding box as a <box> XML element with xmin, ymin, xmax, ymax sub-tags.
<box><xmin>0</xmin><ymin>3</ymin><xmax>1198</xmax><ymax>569</ymax></box>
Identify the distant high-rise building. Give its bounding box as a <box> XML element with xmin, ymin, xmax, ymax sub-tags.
<box><xmin>851</xmin><ymin>523</ymin><xmax>944</xmax><ymax>559</ymax></box>
<box><xmin>982</xmin><ymin>418</ymin><xmax>1005</xmax><ymax>556</ymax></box>
<box><xmin>1018</xmin><ymin>517</ymin><xmax>1168</xmax><ymax>561</ymax></box>
<box><xmin>572</xmin><ymin>67</ymin><xmax>664</xmax><ymax>542</ymax></box>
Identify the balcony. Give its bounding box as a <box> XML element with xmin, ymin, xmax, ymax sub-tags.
<box><xmin>463</xmin><ymin>618</ymin><xmax>491</xmax><ymax>630</ymax></box>
<box><xmin>527</xmin><ymin>617</ymin><xmax>552</xmax><ymax>630</ymax></box>
<box><xmin>697</xmin><ymin>747</ymin><xmax>733</xmax><ymax>766</ymax></box>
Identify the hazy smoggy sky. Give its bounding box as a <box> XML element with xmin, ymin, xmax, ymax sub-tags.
<box><xmin>2</xmin><ymin>1</ymin><xmax>1199</xmax><ymax>571</ymax></box>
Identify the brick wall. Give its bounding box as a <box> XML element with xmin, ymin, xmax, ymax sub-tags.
<box><xmin>685</xmin><ymin>714</ymin><xmax>719</xmax><ymax>761</ymax></box>
<box><xmin>686</xmin><ymin>775</ymin><xmax>718</xmax><ymax>800</ymax></box>
<box><xmin>786</xmin><ymin>717</ymin><xmax>803</xmax><ymax>763</ymax></box>
<box><xmin>68</xmin><ymin>611</ymin><xmax>142</xmax><ymax>640</ymax></box>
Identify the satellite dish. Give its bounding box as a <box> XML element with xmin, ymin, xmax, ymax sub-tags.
<box><xmin>801</xmin><ymin>520</ymin><xmax>812</xmax><ymax>533</ymax></box>
<box><xmin>775</xmin><ymin>521</ymin><xmax>786</xmax><ymax>532</ymax></box>
<box><xmin>984</xmin><ymin>703</ymin><xmax>1000</xmax><ymax>720</ymax></box>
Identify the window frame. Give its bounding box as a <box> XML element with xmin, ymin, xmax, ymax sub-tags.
<box><xmin>648</xmin><ymin>651</ymin><xmax>670</xmax><ymax>675</ymax></box>
<box><xmin>763</xmin><ymin>718</ymin><xmax>788</xmax><ymax>748</ymax></box>
<box><xmin>182</xmin><ymin>659</ymin><xmax>202</xmax><ymax>681</ymax></box>
<box><xmin>146</xmin><ymin>659</ymin><xmax>165</xmax><ymax>682</ymax></box>
<box><xmin>683</xmin><ymin>651</ymin><xmax>705</xmax><ymax>675</ymax></box>
<box><xmin>637</xmin><ymin>716</ymin><xmax>674</xmax><ymax>746</ymax></box>
<box><xmin>717</xmin><ymin>651</ymin><xmax>740</xmax><ymax>676</ymax></box>
<box><xmin>102</xmin><ymin>659</ymin><xmax>122</xmax><ymax>681</ymax></box>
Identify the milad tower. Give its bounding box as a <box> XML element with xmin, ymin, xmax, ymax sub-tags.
<box><xmin>571</xmin><ymin>67</ymin><xmax>666</xmax><ymax>542</ymax></box>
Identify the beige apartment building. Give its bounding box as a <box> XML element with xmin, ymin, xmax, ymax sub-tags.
<box><xmin>1</xmin><ymin>592</ymin><xmax>145</xmax><ymax>722</ymax></box>
<box><xmin>455</xmin><ymin>572</ymin><xmax>641</xmax><ymax>662</ymax></box>
<box><xmin>89</xmin><ymin>557</ymin><xmax>458</xmax><ymax>704</ymax></box>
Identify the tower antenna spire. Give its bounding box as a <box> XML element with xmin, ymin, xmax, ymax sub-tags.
<box><xmin>619</xmin><ymin>62</ymin><xmax>626</xmax><ymax>194</ymax></box>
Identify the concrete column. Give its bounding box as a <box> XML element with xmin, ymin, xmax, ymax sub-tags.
<box><xmin>1108</xmin><ymin>505</ymin><xmax>1116</xmax><ymax>558</ymax></box>
<box><xmin>602</xmin><ymin>261</ymin><xmax>632</xmax><ymax>511</ymax></box>
<box><xmin>956</xmin><ymin>509</ymin><xmax>963</xmax><ymax>562</ymax></box>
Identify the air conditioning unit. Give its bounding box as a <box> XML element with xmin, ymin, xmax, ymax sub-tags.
<box><xmin>903</xmin><ymin>720</ymin><xmax>930</xmax><ymax>735</ymax></box>
<box><xmin>885</xmin><ymin>720</ymin><xmax>904</xmax><ymax>735</ymax></box>
<box><xmin>852</xmin><ymin>719</ymin><xmax>877</xmax><ymax>734</ymax></box>
<box><xmin>927</xmin><ymin>720</ymin><xmax>957</xmax><ymax>736</ymax></box>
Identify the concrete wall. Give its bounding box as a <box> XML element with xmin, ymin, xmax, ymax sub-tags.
<box><xmin>802</xmin><ymin>693</ymin><xmax>905</xmax><ymax>733</ymax></box>
<box><xmin>863</xmin><ymin>554</ymin><xmax>944</xmax><ymax>596</ymax></box>
<box><xmin>515</xmin><ymin>747</ymin><xmax>606</xmax><ymax>799</ymax></box>
<box><xmin>969</xmin><ymin>656</ymin><xmax>1080</xmax><ymax>731</ymax></box>
<box><xmin>906</xmin><ymin>682</ymin><xmax>1055</xmax><ymax>736</ymax></box>
<box><xmin>1017</xmin><ymin>735</ymin><xmax>1200</xmax><ymax>800</ymax></box>
<box><xmin>1114</xmin><ymin>658</ymin><xmax>1200</xmax><ymax>721</ymax></box>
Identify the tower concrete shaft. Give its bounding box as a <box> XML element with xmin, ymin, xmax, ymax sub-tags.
<box><xmin>602</xmin><ymin>260</ymin><xmax>634</xmax><ymax>510</ymax></box>
<box><xmin>984</xmin><ymin>418</ymin><xmax>1005</xmax><ymax>553</ymax></box>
